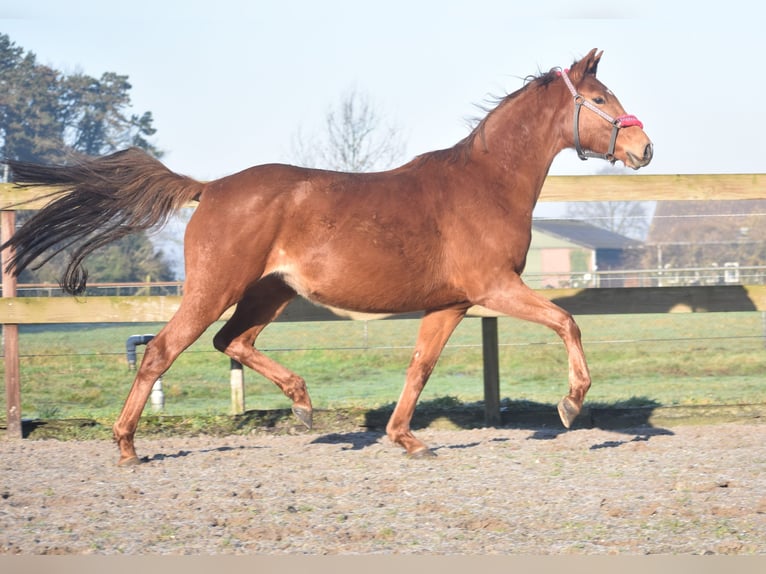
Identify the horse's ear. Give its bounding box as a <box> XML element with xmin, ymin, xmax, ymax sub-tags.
<box><xmin>569</xmin><ymin>49</ymin><xmax>603</xmax><ymax>82</ymax></box>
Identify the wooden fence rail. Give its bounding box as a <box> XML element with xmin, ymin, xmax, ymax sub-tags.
<box><xmin>2</xmin><ymin>173</ymin><xmax>765</xmax><ymax>437</ymax></box>
<box><xmin>2</xmin><ymin>173</ymin><xmax>764</xmax><ymax>208</ymax></box>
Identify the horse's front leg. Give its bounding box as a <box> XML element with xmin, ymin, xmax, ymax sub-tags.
<box><xmin>386</xmin><ymin>306</ymin><xmax>468</xmax><ymax>457</ymax></box>
<box><xmin>477</xmin><ymin>277</ymin><xmax>591</xmax><ymax>428</ymax></box>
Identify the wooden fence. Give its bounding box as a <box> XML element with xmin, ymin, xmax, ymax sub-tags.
<box><xmin>2</xmin><ymin>173</ymin><xmax>765</xmax><ymax>438</ymax></box>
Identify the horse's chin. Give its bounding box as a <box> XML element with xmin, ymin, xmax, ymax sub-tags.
<box><xmin>624</xmin><ymin>141</ymin><xmax>653</xmax><ymax>170</ymax></box>
<box><xmin>624</xmin><ymin>151</ymin><xmax>650</xmax><ymax>170</ymax></box>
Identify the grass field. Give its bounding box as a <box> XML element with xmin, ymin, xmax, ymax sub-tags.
<box><xmin>1</xmin><ymin>310</ymin><xmax>764</xmax><ymax>423</ymax></box>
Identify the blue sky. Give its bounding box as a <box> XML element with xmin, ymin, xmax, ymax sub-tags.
<box><xmin>3</xmin><ymin>1</ymin><xmax>765</xmax><ymax>185</ymax></box>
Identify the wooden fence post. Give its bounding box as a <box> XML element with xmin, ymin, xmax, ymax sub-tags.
<box><xmin>1</xmin><ymin>210</ymin><xmax>22</xmax><ymax>438</ymax></box>
<box><xmin>481</xmin><ymin>317</ymin><xmax>501</xmax><ymax>426</ymax></box>
<box><xmin>230</xmin><ymin>359</ymin><xmax>245</xmax><ymax>415</ymax></box>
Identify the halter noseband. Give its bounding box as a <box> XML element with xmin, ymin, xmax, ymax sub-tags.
<box><xmin>558</xmin><ymin>68</ymin><xmax>643</xmax><ymax>162</ymax></box>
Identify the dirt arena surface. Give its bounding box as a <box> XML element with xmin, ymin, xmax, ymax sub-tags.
<box><xmin>1</xmin><ymin>422</ymin><xmax>765</xmax><ymax>555</ymax></box>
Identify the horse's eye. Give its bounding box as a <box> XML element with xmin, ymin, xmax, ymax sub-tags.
<box><xmin>592</xmin><ymin>96</ymin><xmax>605</xmax><ymax>105</ymax></box>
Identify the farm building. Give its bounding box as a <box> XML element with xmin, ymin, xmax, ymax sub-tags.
<box><xmin>524</xmin><ymin>219</ymin><xmax>643</xmax><ymax>289</ymax></box>
<box><xmin>644</xmin><ymin>200</ymin><xmax>766</xmax><ymax>286</ymax></box>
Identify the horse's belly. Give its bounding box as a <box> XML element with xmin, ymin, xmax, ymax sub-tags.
<box><xmin>273</xmin><ymin>260</ymin><xmax>461</xmax><ymax>315</ymax></box>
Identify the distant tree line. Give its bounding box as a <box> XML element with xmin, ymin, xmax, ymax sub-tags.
<box><xmin>0</xmin><ymin>33</ymin><xmax>174</xmax><ymax>285</ymax></box>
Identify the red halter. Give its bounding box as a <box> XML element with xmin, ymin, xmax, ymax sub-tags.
<box><xmin>558</xmin><ymin>68</ymin><xmax>643</xmax><ymax>161</ymax></box>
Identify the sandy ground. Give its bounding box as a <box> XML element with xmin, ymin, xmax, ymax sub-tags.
<box><xmin>1</xmin><ymin>422</ymin><xmax>765</xmax><ymax>555</ymax></box>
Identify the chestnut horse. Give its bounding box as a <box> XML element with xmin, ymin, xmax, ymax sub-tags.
<box><xmin>2</xmin><ymin>49</ymin><xmax>652</xmax><ymax>465</ymax></box>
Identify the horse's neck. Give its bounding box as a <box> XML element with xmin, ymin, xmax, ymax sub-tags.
<box><xmin>472</xmin><ymin>85</ymin><xmax>567</xmax><ymax>197</ymax></box>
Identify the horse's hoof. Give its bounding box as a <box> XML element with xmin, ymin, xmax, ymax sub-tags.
<box><xmin>407</xmin><ymin>447</ymin><xmax>437</xmax><ymax>459</ymax></box>
<box><xmin>557</xmin><ymin>396</ymin><xmax>580</xmax><ymax>429</ymax></box>
<box><xmin>292</xmin><ymin>405</ymin><xmax>313</xmax><ymax>430</ymax></box>
<box><xmin>117</xmin><ymin>456</ymin><xmax>141</xmax><ymax>467</ymax></box>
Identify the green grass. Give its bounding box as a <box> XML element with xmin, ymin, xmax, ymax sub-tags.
<box><xmin>2</xmin><ymin>312</ymin><xmax>765</xmax><ymax>421</ymax></box>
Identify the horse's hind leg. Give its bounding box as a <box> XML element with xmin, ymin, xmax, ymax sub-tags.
<box><xmin>386</xmin><ymin>306</ymin><xmax>468</xmax><ymax>457</ymax></box>
<box><xmin>113</xmin><ymin>298</ymin><xmax>227</xmax><ymax>466</ymax></box>
<box><xmin>212</xmin><ymin>275</ymin><xmax>313</xmax><ymax>428</ymax></box>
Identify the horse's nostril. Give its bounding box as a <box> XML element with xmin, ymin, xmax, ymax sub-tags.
<box><xmin>644</xmin><ymin>143</ymin><xmax>654</xmax><ymax>162</ymax></box>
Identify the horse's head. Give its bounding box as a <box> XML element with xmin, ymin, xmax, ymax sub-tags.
<box><xmin>559</xmin><ymin>49</ymin><xmax>653</xmax><ymax>170</ymax></box>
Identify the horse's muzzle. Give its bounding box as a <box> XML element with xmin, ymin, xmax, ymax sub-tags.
<box><xmin>642</xmin><ymin>142</ymin><xmax>654</xmax><ymax>163</ymax></box>
<box><xmin>627</xmin><ymin>142</ymin><xmax>653</xmax><ymax>169</ymax></box>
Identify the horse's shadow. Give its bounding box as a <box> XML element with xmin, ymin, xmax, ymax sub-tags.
<box><xmin>126</xmin><ymin>396</ymin><xmax>677</xmax><ymax>461</ymax></box>
<box><xmin>140</xmin><ymin>444</ymin><xmax>267</xmax><ymax>464</ymax></box>
<box><xmin>310</xmin><ymin>431</ymin><xmax>382</xmax><ymax>451</ymax></box>
<box><xmin>309</xmin><ymin>431</ymin><xmax>484</xmax><ymax>453</ymax></box>
<box><xmin>310</xmin><ymin>396</ymin><xmax>675</xmax><ymax>452</ymax></box>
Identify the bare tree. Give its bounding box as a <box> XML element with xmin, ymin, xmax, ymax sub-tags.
<box><xmin>564</xmin><ymin>166</ymin><xmax>652</xmax><ymax>239</ymax></box>
<box><xmin>565</xmin><ymin>200</ymin><xmax>651</xmax><ymax>239</ymax></box>
<box><xmin>291</xmin><ymin>87</ymin><xmax>405</xmax><ymax>172</ymax></box>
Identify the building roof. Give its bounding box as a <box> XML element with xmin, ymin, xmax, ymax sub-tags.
<box><xmin>532</xmin><ymin>219</ymin><xmax>641</xmax><ymax>250</ymax></box>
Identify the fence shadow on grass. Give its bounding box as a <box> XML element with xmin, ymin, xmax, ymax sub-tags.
<box><xmin>550</xmin><ymin>284</ymin><xmax>759</xmax><ymax>314</ymax></box>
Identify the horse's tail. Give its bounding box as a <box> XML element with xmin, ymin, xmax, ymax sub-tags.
<box><xmin>1</xmin><ymin>147</ymin><xmax>205</xmax><ymax>294</ymax></box>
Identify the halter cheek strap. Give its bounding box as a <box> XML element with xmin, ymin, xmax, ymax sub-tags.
<box><xmin>558</xmin><ymin>68</ymin><xmax>643</xmax><ymax>162</ymax></box>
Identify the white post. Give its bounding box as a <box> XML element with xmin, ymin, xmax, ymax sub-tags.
<box><xmin>230</xmin><ymin>359</ymin><xmax>245</xmax><ymax>414</ymax></box>
<box><xmin>150</xmin><ymin>376</ymin><xmax>164</xmax><ymax>412</ymax></box>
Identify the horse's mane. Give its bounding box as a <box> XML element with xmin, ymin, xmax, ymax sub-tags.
<box><xmin>412</xmin><ymin>68</ymin><xmax>560</xmax><ymax>165</ymax></box>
